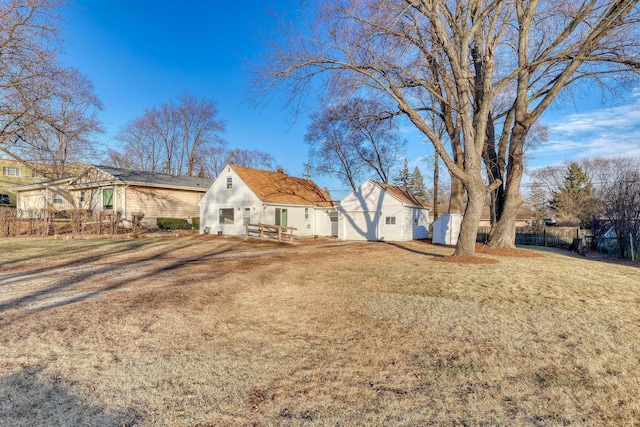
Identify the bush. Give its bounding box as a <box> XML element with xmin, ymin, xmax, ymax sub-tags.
<box><xmin>157</xmin><ymin>217</ymin><xmax>189</xmax><ymax>230</ymax></box>
<box><xmin>192</xmin><ymin>217</ymin><xmax>200</xmax><ymax>230</ymax></box>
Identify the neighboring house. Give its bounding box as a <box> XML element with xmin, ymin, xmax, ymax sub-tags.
<box><xmin>0</xmin><ymin>158</ymin><xmax>50</xmax><ymax>205</ymax></box>
<box><xmin>338</xmin><ymin>180</ymin><xmax>431</xmax><ymax>241</ymax></box>
<box><xmin>67</xmin><ymin>165</ymin><xmax>212</xmax><ymax>227</ymax></box>
<box><xmin>432</xmin><ymin>201</ymin><xmax>533</xmax><ymax>228</ymax></box>
<box><xmin>13</xmin><ymin>165</ymin><xmax>212</xmax><ymax>227</ymax></box>
<box><xmin>431</xmin><ymin>203</ymin><xmax>533</xmax><ymax>245</ymax></box>
<box><xmin>11</xmin><ymin>177</ymin><xmax>77</xmax><ymax>213</ymax></box>
<box><xmin>199</xmin><ymin>164</ymin><xmax>337</xmax><ymax>237</ymax></box>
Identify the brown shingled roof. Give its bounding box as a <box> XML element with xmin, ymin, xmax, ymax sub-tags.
<box><xmin>373</xmin><ymin>181</ymin><xmax>430</xmax><ymax>208</ymax></box>
<box><xmin>231</xmin><ymin>165</ymin><xmax>335</xmax><ymax>207</ymax></box>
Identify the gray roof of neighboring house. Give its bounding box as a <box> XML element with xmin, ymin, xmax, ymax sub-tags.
<box><xmin>10</xmin><ymin>176</ymin><xmax>76</xmax><ymax>192</ymax></box>
<box><xmin>74</xmin><ymin>165</ymin><xmax>213</xmax><ymax>191</ymax></box>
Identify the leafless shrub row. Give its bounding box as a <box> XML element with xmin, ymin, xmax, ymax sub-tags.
<box><xmin>0</xmin><ymin>208</ymin><xmax>145</xmax><ymax>237</ymax></box>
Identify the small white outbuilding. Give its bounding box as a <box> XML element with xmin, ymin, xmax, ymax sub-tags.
<box><xmin>431</xmin><ymin>213</ymin><xmax>463</xmax><ymax>245</ymax></box>
<box><xmin>338</xmin><ymin>180</ymin><xmax>430</xmax><ymax>241</ymax></box>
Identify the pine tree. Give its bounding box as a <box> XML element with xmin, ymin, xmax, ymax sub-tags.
<box><xmin>550</xmin><ymin>162</ymin><xmax>594</xmax><ymax>227</ymax></box>
<box><xmin>410</xmin><ymin>166</ymin><xmax>428</xmax><ymax>201</ymax></box>
<box><xmin>393</xmin><ymin>158</ymin><xmax>411</xmax><ymax>190</ymax></box>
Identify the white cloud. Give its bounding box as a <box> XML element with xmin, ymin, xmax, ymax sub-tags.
<box><xmin>529</xmin><ymin>98</ymin><xmax>640</xmax><ymax>167</ymax></box>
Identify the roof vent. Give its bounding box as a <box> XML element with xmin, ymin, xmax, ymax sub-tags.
<box><xmin>276</xmin><ymin>167</ymin><xmax>284</xmax><ymax>174</ymax></box>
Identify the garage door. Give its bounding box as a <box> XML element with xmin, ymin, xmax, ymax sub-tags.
<box><xmin>343</xmin><ymin>211</ymin><xmax>379</xmax><ymax>241</ymax></box>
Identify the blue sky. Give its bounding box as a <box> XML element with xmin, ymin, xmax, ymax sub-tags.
<box><xmin>61</xmin><ymin>1</ymin><xmax>639</xmax><ymax>197</ymax></box>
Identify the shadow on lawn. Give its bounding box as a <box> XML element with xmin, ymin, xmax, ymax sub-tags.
<box><xmin>0</xmin><ymin>239</ymin><xmax>153</xmax><ymax>270</ymax></box>
<box><xmin>0</xmin><ymin>367</ymin><xmax>140</xmax><ymax>427</ymax></box>
<box><xmin>0</xmin><ymin>238</ymin><xmax>232</xmax><ymax>324</ymax></box>
<box><xmin>383</xmin><ymin>241</ymin><xmax>446</xmax><ymax>258</ymax></box>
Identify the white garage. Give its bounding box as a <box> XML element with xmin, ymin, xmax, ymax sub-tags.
<box><xmin>338</xmin><ymin>180</ymin><xmax>431</xmax><ymax>241</ymax></box>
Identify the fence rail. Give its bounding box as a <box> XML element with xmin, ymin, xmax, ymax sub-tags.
<box><xmin>476</xmin><ymin>226</ymin><xmax>585</xmax><ymax>247</ymax></box>
<box><xmin>246</xmin><ymin>223</ymin><xmax>298</xmax><ymax>242</ymax></box>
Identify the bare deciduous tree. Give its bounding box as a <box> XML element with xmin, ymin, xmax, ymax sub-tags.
<box><xmin>601</xmin><ymin>163</ymin><xmax>640</xmax><ymax>259</ymax></box>
<box><xmin>305</xmin><ymin>98</ymin><xmax>404</xmax><ymax>190</ymax></box>
<box><xmin>15</xmin><ymin>67</ymin><xmax>103</xmax><ymax>178</ymax></box>
<box><xmin>196</xmin><ymin>145</ymin><xmax>277</xmax><ymax>179</ymax></box>
<box><xmin>255</xmin><ymin>0</ymin><xmax>640</xmax><ymax>256</ymax></box>
<box><xmin>0</xmin><ymin>0</ymin><xmax>63</xmax><ymax>155</ymax></box>
<box><xmin>111</xmin><ymin>92</ymin><xmax>226</xmax><ymax>176</ymax></box>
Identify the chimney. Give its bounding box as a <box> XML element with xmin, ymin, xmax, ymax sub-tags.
<box><xmin>276</xmin><ymin>167</ymin><xmax>284</xmax><ymax>174</ymax></box>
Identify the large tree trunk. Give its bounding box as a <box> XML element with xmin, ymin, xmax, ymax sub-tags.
<box><xmin>488</xmin><ymin>133</ymin><xmax>525</xmax><ymax>248</ymax></box>
<box><xmin>454</xmin><ymin>179</ymin><xmax>484</xmax><ymax>256</ymax></box>
<box><xmin>449</xmin><ymin>176</ymin><xmax>465</xmax><ymax>214</ymax></box>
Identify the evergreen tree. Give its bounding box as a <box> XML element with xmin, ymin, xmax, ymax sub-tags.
<box><xmin>550</xmin><ymin>162</ymin><xmax>595</xmax><ymax>227</ymax></box>
<box><xmin>410</xmin><ymin>166</ymin><xmax>428</xmax><ymax>200</ymax></box>
<box><xmin>393</xmin><ymin>158</ymin><xmax>411</xmax><ymax>191</ymax></box>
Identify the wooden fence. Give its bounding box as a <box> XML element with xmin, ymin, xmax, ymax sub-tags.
<box><xmin>246</xmin><ymin>223</ymin><xmax>297</xmax><ymax>242</ymax></box>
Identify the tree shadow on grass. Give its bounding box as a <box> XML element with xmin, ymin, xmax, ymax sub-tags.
<box><xmin>382</xmin><ymin>241</ymin><xmax>446</xmax><ymax>258</ymax></box>
<box><xmin>0</xmin><ymin>367</ymin><xmax>140</xmax><ymax>427</ymax></box>
<box><xmin>0</xmin><ymin>239</ymin><xmax>233</xmax><ymax>325</ymax></box>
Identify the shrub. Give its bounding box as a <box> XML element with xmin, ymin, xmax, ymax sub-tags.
<box><xmin>157</xmin><ymin>217</ymin><xmax>189</xmax><ymax>230</ymax></box>
<box><xmin>192</xmin><ymin>217</ymin><xmax>200</xmax><ymax>230</ymax></box>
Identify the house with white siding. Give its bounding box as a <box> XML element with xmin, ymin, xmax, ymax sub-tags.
<box><xmin>338</xmin><ymin>180</ymin><xmax>430</xmax><ymax>241</ymax></box>
<box><xmin>199</xmin><ymin>164</ymin><xmax>337</xmax><ymax>237</ymax></box>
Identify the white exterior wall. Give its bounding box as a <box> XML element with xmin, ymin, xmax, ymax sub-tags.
<box><xmin>411</xmin><ymin>208</ymin><xmax>430</xmax><ymax>240</ymax></box>
<box><xmin>199</xmin><ymin>167</ymin><xmax>335</xmax><ymax>237</ymax></box>
<box><xmin>339</xmin><ymin>180</ymin><xmax>430</xmax><ymax>241</ymax></box>
<box><xmin>199</xmin><ymin>167</ymin><xmax>263</xmax><ymax>235</ymax></box>
<box><xmin>339</xmin><ymin>181</ymin><xmax>405</xmax><ymax>241</ymax></box>
<box><xmin>314</xmin><ymin>208</ymin><xmax>338</xmax><ymax>237</ymax></box>
<box><xmin>432</xmin><ymin>213</ymin><xmax>463</xmax><ymax>245</ymax></box>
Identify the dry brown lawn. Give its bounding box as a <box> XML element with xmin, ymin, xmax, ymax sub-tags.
<box><xmin>0</xmin><ymin>235</ymin><xmax>638</xmax><ymax>426</ymax></box>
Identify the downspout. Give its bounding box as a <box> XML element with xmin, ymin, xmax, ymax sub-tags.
<box><xmin>123</xmin><ymin>184</ymin><xmax>129</xmax><ymax>223</ymax></box>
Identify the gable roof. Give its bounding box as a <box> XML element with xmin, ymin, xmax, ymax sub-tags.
<box><xmin>10</xmin><ymin>176</ymin><xmax>76</xmax><ymax>192</ymax></box>
<box><xmin>231</xmin><ymin>165</ymin><xmax>335</xmax><ymax>207</ymax></box>
<box><xmin>372</xmin><ymin>181</ymin><xmax>430</xmax><ymax>208</ymax></box>
<box><xmin>71</xmin><ymin>165</ymin><xmax>213</xmax><ymax>191</ymax></box>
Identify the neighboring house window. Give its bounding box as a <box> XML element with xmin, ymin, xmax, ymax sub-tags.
<box><xmin>79</xmin><ymin>191</ymin><xmax>86</xmax><ymax>204</ymax></box>
<box><xmin>219</xmin><ymin>208</ymin><xmax>234</xmax><ymax>224</ymax></box>
<box><xmin>304</xmin><ymin>208</ymin><xmax>309</xmax><ymax>220</ymax></box>
<box><xmin>243</xmin><ymin>208</ymin><xmax>251</xmax><ymax>225</ymax></box>
<box><xmin>385</xmin><ymin>216</ymin><xmax>396</xmax><ymax>225</ymax></box>
<box><xmin>53</xmin><ymin>193</ymin><xmax>63</xmax><ymax>204</ymax></box>
<box><xmin>102</xmin><ymin>188</ymin><xmax>114</xmax><ymax>209</ymax></box>
<box><xmin>2</xmin><ymin>167</ymin><xmax>20</xmax><ymax>176</ymax></box>
<box><xmin>32</xmin><ymin>170</ymin><xmax>43</xmax><ymax>178</ymax></box>
<box><xmin>226</xmin><ymin>177</ymin><xmax>232</xmax><ymax>189</ymax></box>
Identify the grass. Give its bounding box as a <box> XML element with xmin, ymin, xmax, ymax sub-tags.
<box><xmin>0</xmin><ymin>235</ymin><xmax>638</xmax><ymax>426</ymax></box>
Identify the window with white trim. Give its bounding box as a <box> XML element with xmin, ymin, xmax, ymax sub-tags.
<box><xmin>385</xmin><ymin>216</ymin><xmax>396</xmax><ymax>225</ymax></box>
<box><xmin>304</xmin><ymin>208</ymin><xmax>309</xmax><ymax>220</ymax></box>
<box><xmin>2</xmin><ymin>167</ymin><xmax>20</xmax><ymax>176</ymax></box>
<box><xmin>226</xmin><ymin>177</ymin><xmax>232</xmax><ymax>189</ymax></box>
<box><xmin>53</xmin><ymin>193</ymin><xmax>63</xmax><ymax>204</ymax></box>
